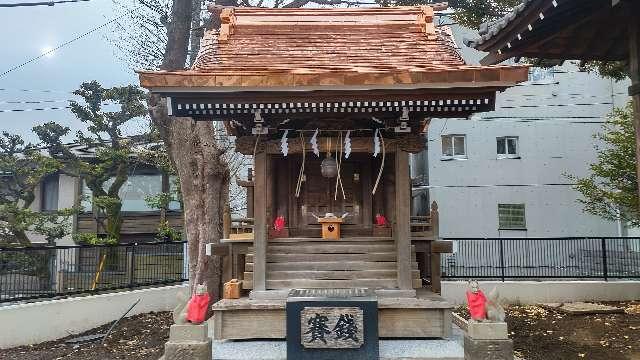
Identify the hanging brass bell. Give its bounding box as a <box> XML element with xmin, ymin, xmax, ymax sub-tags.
<box><xmin>320</xmin><ymin>154</ymin><xmax>338</xmax><ymax>178</ymax></box>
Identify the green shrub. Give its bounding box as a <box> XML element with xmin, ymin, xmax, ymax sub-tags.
<box><xmin>156</xmin><ymin>221</ymin><xmax>182</xmax><ymax>242</ymax></box>
<box><xmin>73</xmin><ymin>233</ymin><xmax>118</xmax><ymax>245</ymax></box>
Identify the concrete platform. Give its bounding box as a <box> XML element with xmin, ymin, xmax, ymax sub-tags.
<box><xmin>210</xmin><ymin>327</ymin><xmax>465</xmax><ymax>360</ymax></box>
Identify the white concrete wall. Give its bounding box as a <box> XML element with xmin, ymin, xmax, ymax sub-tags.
<box><xmin>409</xmin><ymin>23</ymin><xmax>633</xmax><ymax>238</ymax></box>
<box><xmin>442</xmin><ymin>281</ymin><xmax>640</xmax><ymax>305</ymax></box>
<box><xmin>56</xmin><ymin>174</ymin><xmax>78</xmax><ymax>246</ymax></box>
<box><xmin>26</xmin><ymin>174</ymin><xmax>78</xmax><ymax>245</ymax></box>
<box><xmin>0</xmin><ymin>284</ymin><xmax>188</xmax><ymax>349</ymax></box>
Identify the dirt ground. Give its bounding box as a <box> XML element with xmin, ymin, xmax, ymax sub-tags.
<box><xmin>0</xmin><ymin>312</ymin><xmax>172</xmax><ymax>360</ymax></box>
<box><xmin>458</xmin><ymin>301</ymin><xmax>640</xmax><ymax>360</ymax></box>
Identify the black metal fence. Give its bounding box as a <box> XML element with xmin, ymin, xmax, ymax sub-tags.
<box><xmin>441</xmin><ymin>237</ymin><xmax>640</xmax><ymax>281</ymax></box>
<box><xmin>0</xmin><ymin>241</ymin><xmax>188</xmax><ymax>303</ymax></box>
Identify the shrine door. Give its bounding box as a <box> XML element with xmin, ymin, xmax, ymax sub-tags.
<box><xmin>290</xmin><ymin>155</ymin><xmax>369</xmax><ymax>236</ymax></box>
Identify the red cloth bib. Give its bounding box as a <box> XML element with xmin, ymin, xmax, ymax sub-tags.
<box><xmin>186</xmin><ymin>293</ymin><xmax>211</xmax><ymax>324</ymax></box>
<box><xmin>274</xmin><ymin>216</ymin><xmax>286</xmax><ymax>232</ymax></box>
<box><xmin>375</xmin><ymin>214</ymin><xmax>388</xmax><ymax>226</ymax></box>
<box><xmin>466</xmin><ymin>290</ymin><xmax>487</xmax><ymax>320</ymax></box>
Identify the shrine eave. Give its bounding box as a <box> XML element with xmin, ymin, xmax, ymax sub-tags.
<box><xmin>138</xmin><ymin>65</ymin><xmax>529</xmax><ymax>90</ymax></box>
<box><xmin>152</xmin><ymin>84</ymin><xmax>517</xmax><ymax>123</ymax></box>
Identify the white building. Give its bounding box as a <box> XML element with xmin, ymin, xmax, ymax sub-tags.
<box><xmin>411</xmin><ymin>25</ymin><xmax>631</xmax><ymax>239</ymax></box>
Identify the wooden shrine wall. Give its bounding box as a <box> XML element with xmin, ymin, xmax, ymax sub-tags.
<box><xmin>266</xmin><ymin>153</ymin><xmax>397</xmax><ymax>238</ymax></box>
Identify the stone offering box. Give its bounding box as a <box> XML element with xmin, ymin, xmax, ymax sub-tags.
<box><xmin>286</xmin><ymin>288</ymin><xmax>379</xmax><ymax>359</ymax></box>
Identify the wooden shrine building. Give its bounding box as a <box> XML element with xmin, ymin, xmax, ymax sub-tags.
<box><xmin>139</xmin><ymin>5</ymin><xmax>528</xmax><ymax>340</ymax></box>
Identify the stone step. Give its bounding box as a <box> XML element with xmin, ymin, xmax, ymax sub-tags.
<box><xmin>243</xmin><ymin>269</ymin><xmax>421</xmax><ymax>281</ymax></box>
<box><xmin>246</xmin><ymin>252</ymin><xmax>406</xmax><ymax>263</ymax></box>
<box><xmin>242</xmin><ymin>278</ymin><xmax>422</xmax><ymax>290</ymax></box>
<box><xmin>267</xmin><ymin>237</ymin><xmax>393</xmax><ymax>243</ymax></box>
<box><xmin>251</xmin><ymin>243</ymin><xmax>397</xmax><ymax>254</ymax></box>
<box><xmin>267</xmin><ymin>240</ymin><xmax>395</xmax><ymax>247</ymax></box>
<box><xmin>245</xmin><ymin>261</ymin><xmax>418</xmax><ymax>272</ymax></box>
<box><xmin>411</xmin><ymin>222</ymin><xmax>432</xmax><ymax>227</ymax></box>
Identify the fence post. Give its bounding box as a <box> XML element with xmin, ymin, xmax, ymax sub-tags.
<box><xmin>127</xmin><ymin>244</ymin><xmax>136</xmax><ymax>287</ymax></box>
<box><xmin>499</xmin><ymin>238</ymin><xmax>506</xmax><ymax>282</ymax></box>
<box><xmin>601</xmin><ymin>238</ymin><xmax>608</xmax><ymax>282</ymax></box>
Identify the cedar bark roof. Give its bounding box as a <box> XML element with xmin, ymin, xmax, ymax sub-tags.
<box><xmin>138</xmin><ymin>6</ymin><xmax>528</xmax><ymax>89</ymax></box>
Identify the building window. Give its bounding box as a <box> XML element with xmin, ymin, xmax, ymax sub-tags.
<box><xmin>498</xmin><ymin>204</ymin><xmax>526</xmax><ymax>230</ymax></box>
<box><xmin>528</xmin><ymin>67</ymin><xmax>556</xmax><ymax>84</ymax></box>
<box><xmin>119</xmin><ymin>174</ymin><xmax>163</xmax><ymax>212</ymax></box>
<box><xmin>41</xmin><ymin>174</ymin><xmax>59</xmax><ymax>211</ymax></box>
<box><xmin>441</xmin><ymin>135</ymin><xmax>467</xmax><ymax>159</ymax></box>
<box><xmin>81</xmin><ymin>173</ymin><xmax>182</xmax><ymax>213</ymax></box>
<box><xmin>497</xmin><ymin>137</ymin><xmax>519</xmax><ymax>159</ymax></box>
<box><xmin>168</xmin><ymin>175</ymin><xmax>181</xmax><ymax>211</ymax></box>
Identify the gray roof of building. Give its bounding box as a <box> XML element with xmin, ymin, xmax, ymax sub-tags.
<box><xmin>463</xmin><ymin>0</ymin><xmax>539</xmax><ymax>49</ymax></box>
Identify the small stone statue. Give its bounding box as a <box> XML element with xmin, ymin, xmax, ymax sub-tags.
<box><xmin>172</xmin><ymin>290</ymin><xmax>190</xmax><ymax>325</ymax></box>
<box><xmin>173</xmin><ymin>284</ymin><xmax>209</xmax><ymax>325</ymax></box>
<box><xmin>486</xmin><ymin>287</ymin><xmax>506</xmax><ymax>322</ymax></box>
<box><xmin>466</xmin><ymin>281</ymin><xmax>507</xmax><ymax>323</ymax></box>
<box><xmin>186</xmin><ymin>284</ymin><xmax>210</xmax><ymax>325</ymax></box>
<box><xmin>466</xmin><ymin>280</ymin><xmax>487</xmax><ymax>321</ymax></box>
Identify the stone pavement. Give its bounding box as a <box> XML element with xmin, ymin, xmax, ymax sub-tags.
<box><xmin>210</xmin><ymin>326</ymin><xmax>465</xmax><ymax>360</ymax></box>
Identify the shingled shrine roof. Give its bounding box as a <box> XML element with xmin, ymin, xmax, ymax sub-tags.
<box><xmin>138</xmin><ymin>6</ymin><xmax>528</xmax><ymax>89</ymax></box>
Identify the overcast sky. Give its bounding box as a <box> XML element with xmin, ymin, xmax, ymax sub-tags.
<box><xmin>0</xmin><ymin>2</ymin><xmax>485</xmax><ymax>144</ymax></box>
<box><xmin>0</xmin><ymin>0</ymin><xmax>143</xmax><ymax>143</ymax></box>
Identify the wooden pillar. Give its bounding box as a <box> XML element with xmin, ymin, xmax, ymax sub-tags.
<box><xmin>394</xmin><ymin>149</ymin><xmax>412</xmax><ymax>290</ymax></box>
<box><xmin>247</xmin><ymin>168</ymin><xmax>254</xmax><ymax>218</ymax></box>
<box><xmin>630</xmin><ymin>4</ymin><xmax>640</xmax><ymax>202</ymax></box>
<box><xmin>252</xmin><ymin>151</ymin><xmax>267</xmax><ymax>291</ymax></box>
<box><xmin>429</xmin><ymin>201</ymin><xmax>442</xmax><ymax>294</ymax></box>
<box><xmin>223</xmin><ymin>203</ymin><xmax>231</xmax><ymax>239</ymax></box>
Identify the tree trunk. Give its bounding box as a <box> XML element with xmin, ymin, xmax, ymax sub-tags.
<box><xmin>148</xmin><ymin>95</ymin><xmax>229</xmax><ymax>300</ymax></box>
<box><xmin>189</xmin><ymin>0</ymin><xmax>203</xmax><ymax>67</ymax></box>
<box><xmin>10</xmin><ymin>229</ymin><xmax>31</xmax><ymax>246</ymax></box>
<box><xmin>148</xmin><ymin>0</ymin><xmax>233</xmax><ymax>305</ymax></box>
<box><xmin>630</xmin><ymin>2</ymin><xmax>640</xmax><ymax>205</ymax></box>
<box><xmin>105</xmin><ymin>202</ymin><xmax>123</xmax><ymax>241</ymax></box>
<box><xmin>161</xmin><ymin>0</ymin><xmax>192</xmax><ymax>70</ymax></box>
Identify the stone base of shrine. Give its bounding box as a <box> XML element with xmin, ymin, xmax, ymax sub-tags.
<box><xmin>210</xmin><ymin>289</ymin><xmax>452</xmax><ymax>340</ymax></box>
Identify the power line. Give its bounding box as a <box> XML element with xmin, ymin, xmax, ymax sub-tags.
<box><xmin>0</xmin><ymin>0</ymin><xmax>91</xmax><ymax>8</ymax></box>
<box><xmin>0</xmin><ymin>106</ymin><xmax>70</xmax><ymax>113</ymax></box>
<box><xmin>0</xmin><ymin>88</ymin><xmax>73</xmax><ymax>94</ymax></box>
<box><xmin>0</xmin><ymin>99</ymin><xmax>70</xmax><ymax>105</ymax></box>
<box><xmin>0</xmin><ymin>10</ymin><xmax>129</xmax><ymax>78</ymax></box>
<box><xmin>0</xmin><ymin>101</ymin><xmax>118</xmax><ymax>111</ymax></box>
